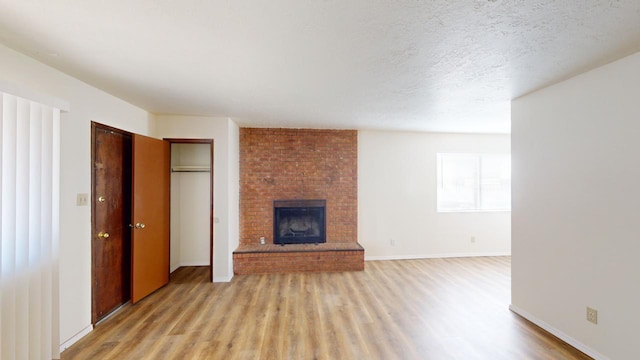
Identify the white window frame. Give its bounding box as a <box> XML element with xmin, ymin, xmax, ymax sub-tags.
<box><xmin>437</xmin><ymin>153</ymin><xmax>511</xmax><ymax>213</ymax></box>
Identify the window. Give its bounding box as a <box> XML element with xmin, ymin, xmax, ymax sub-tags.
<box><xmin>437</xmin><ymin>153</ymin><xmax>511</xmax><ymax>212</ymax></box>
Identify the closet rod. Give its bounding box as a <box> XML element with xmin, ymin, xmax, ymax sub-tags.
<box><xmin>171</xmin><ymin>166</ymin><xmax>211</xmax><ymax>173</ymax></box>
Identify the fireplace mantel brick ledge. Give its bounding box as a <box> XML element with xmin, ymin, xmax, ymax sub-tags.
<box><xmin>233</xmin><ymin>242</ymin><xmax>365</xmax><ymax>274</ymax></box>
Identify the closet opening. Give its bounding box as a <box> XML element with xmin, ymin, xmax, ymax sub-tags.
<box><xmin>166</xmin><ymin>139</ymin><xmax>214</xmax><ymax>282</ymax></box>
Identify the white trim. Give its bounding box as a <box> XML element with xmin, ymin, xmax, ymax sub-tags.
<box><xmin>213</xmin><ymin>275</ymin><xmax>233</xmax><ymax>283</ymax></box>
<box><xmin>365</xmin><ymin>252</ymin><xmax>511</xmax><ymax>261</ymax></box>
<box><xmin>59</xmin><ymin>324</ymin><xmax>92</xmax><ymax>353</ymax></box>
<box><xmin>509</xmin><ymin>304</ymin><xmax>608</xmax><ymax>360</ymax></box>
<box><xmin>179</xmin><ymin>261</ymin><xmax>209</xmax><ymax>267</ymax></box>
<box><xmin>0</xmin><ymin>79</ymin><xmax>70</xmax><ymax>111</ymax></box>
<box><xmin>437</xmin><ymin>209</ymin><xmax>511</xmax><ymax>213</ymax></box>
<box><xmin>171</xmin><ymin>262</ymin><xmax>210</xmax><ymax>273</ymax></box>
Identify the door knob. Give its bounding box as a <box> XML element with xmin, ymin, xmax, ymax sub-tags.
<box><xmin>98</xmin><ymin>231</ymin><xmax>110</xmax><ymax>239</ymax></box>
<box><xmin>98</xmin><ymin>196</ymin><xmax>106</xmax><ymax>202</ymax></box>
<box><xmin>135</xmin><ymin>223</ymin><xmax>146</xmax><ymax>229</ymax></box>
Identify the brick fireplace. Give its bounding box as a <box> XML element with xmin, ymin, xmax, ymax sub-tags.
<box><xmin>234</xmin><ymin>128</ymin><xmax>364</xmax><ymax>274</ymax></box>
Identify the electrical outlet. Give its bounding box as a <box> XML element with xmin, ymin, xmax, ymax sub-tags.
<box><xmin>76</xmin><ymin>193</ymin><xmax>88</xmax><ymax>206</ymax></box>
<box><xmin>390</xmin><ymin>238</ymin><xmax>395</xmax><ymax>246</ymax></box>
<box><xmin>470</xmin><ymin>236</ymin><xmax>476</xmax><ymax>243</ymax></box>
<box><xmin>586</xmin><ymin>307</ymin><xmax>598</xmax><ymax>324</ymax></box>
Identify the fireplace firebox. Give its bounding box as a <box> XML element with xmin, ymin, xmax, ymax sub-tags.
<box><xmin>273</xmin><ymin>200</ymin><xmax>326</xmax><ymax>245</ymax></box>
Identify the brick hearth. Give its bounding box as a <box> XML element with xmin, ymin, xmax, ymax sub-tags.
<box><xmin>233</xmin><ymin>243</ymin><xmax>364</xmax><ymax>274</ymax></box>
<box><xmin>235</xmin><ymin>128</ymin><xmax>364</xmax><ymax>274</ymax></box>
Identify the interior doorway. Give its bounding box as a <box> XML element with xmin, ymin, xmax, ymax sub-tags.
<box><xmin>91</xmin><ymin>123</ymin><xmax>132</xmax><ymax>322</ymax></box>
<box><xmin>166</xmin><ymin>139</ymin><xmax>214</xmax><ymax>282</ymax></box>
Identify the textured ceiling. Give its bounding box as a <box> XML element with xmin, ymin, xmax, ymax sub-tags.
<box><xmin>0</xmin><ymin>0</ymin><xmax>639</xmax><ymax>133</ymax></box>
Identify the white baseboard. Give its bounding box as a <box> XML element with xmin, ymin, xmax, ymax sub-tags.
<box><xmin>509</xmin><ymin>304</ymin><xmax>608</xmax><ymax>360</ymax></box>
<box><xmin>365</xmin><ymin>252</ymin><xmax>511</xmax><ymax>261</ymax></box>
<box><xmin>179</xmin><ymin>261</ymin><xmax>210</xmax><ymax>267</ymax></box>
<box><xmin>213</xmin><ymin>274</ymin><xmax>233</xmax><ymax>283</ymax></box>
<box><xmin>170</xmin><ymin>262</ymin><xmax>210</xmax><ymax>273</ymax></box>
<box><xmin>59</xmin><ymin>324</ymin><xmax>92</xmax><ymax>353</ymax></box>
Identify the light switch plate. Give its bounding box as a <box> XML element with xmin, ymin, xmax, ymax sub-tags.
<box><xmin>76</xmin><ymin>193</ymin><xmax>88</xmax><ymax>206</ymax></box>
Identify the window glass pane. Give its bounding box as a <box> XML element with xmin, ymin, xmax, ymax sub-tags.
<box><xmin>437</xmin><ymin>153</ymin><xmax>511</xmax><ymax>212</ymax></box>
<box><xmin>480</xmin><ymin>155</ymin><xmax>511</xmax><ymax>210</ymax></box>
<box><xmin>437</xmin><ymin>154</ymin><xmax>478</xmax><ymax>211</ymax></box>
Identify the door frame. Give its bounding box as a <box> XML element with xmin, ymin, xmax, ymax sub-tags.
<box><xmin>90</xmin><ymin>122</ymin><xmax>133</xmax><ymax>324</ymax></box>
<box><xmin>165</xmin><ymin>138</ymin><xmax>214</xmax><ymax>282</ymax></box>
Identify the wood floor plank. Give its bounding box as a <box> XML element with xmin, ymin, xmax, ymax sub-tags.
<box><xmin>62</xmin><ymin>258</ymin><xmax>592</xmax><ymax>360</ymax></box>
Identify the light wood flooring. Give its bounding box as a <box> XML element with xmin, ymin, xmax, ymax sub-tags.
<box><xmin>61</xmin><ymin>257</ymin><xmax>591</xmax><ymax>359</ymax></box>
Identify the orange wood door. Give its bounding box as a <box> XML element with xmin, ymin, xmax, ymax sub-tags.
<box><xmin>131</xmin><ymin>134</ymin><xmax>170</xmax><ymax>303</ymax></box>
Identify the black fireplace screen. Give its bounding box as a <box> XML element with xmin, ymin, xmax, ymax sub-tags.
<box><xmin>273</xmin><ymin>200</ymin><xmax>326</xmax><ymax>245</ymax></box>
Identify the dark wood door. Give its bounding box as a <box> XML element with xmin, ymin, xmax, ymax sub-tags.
<box><xmin>131</xmin><ymin>134</ymin><xmax>170</xmax><ymax>303</ymax></box>
<box><xmin>92</xmin><ymin>124</ymin><xmax>132</xmax><ymax>322</ymax></box>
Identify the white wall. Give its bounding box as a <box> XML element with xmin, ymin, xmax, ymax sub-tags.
<box><xmin>154</xmin><ymin>115</ymin><xmax>240</xmax><ymax>282</ymax></box>
<box><xmin>170</xmin><ymin>144</ymin><xmax>211</xmax><ymax>270</ymax></box>
<box><xmin>0</xmin><ymin>44</ymin><xmax>153</xmax><ymax>349</ymax></box>
<box><xmin>227</xmin><ymin>122</ymin><xmax>240</xmax><ymax>278</ymax></box>
<box><xmin>511</xmin><ymin>51</ymin><xmax>640</xmax><ymax>360</ymax></box>
<box><xmin>358</xmin><ymin>130</ymin><xmax>511</xmax><ymax>259</ymax></box>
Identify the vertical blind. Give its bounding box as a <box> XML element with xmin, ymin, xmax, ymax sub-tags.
<box><xmin>1</xmin><ymin>92</ymin><xmax>60</xmax><ymax>359</ymax></box>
